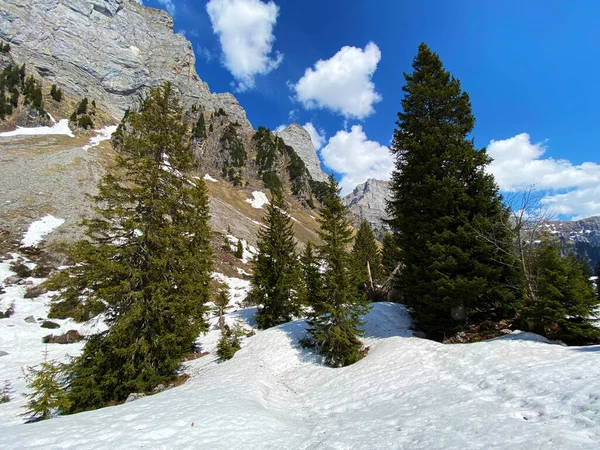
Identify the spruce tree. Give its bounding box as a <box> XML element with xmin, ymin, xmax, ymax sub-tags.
<box><xmin>300</xmin><ymin>241</ymin><xmax>323</xmax><ymax>309</ymax></box>
<box><xmin>307</xmin><ymin>176</ymin><xmax>370</xmax><ymax>367</ymax></box>
<box><xmin>193</xmin><ymin>113</ymin><xmax>207</xmax><ymax>139</ymax></box>
<box><xmin>387</xmin><ymin>43</ymin><xmax>515</xmax><ymax>339</ymax></box>
<box><xmin>22</xmin><ymin>353</ymin><xmax>71</xmax><ymax>422</ymax></box>
<box><xmin>252</xmin><ymin>189</ymin><xmax>301</xmax><ymax>329</ymax></box>
<box><xmin>214</xmin><ymin>286</ymin><xmax>230</xmax><ymax>330</ymax></box>
<box><xmin>523</xmin><ymin>242</ymin><xmax>600</xmax><ymax>345</ymax></box>
<box><xmin>234</xmin><ymin>239</ymin><xmax>244</xmax><ymax>259</ymax></box>
<box><xmin>381</xmin><ymin>232</ymin><xmax>401</xmax><ymax>277</ymax></box>
<box><xmin>48</xmin><ymin>83</ymin><xmax>213</xmax><ymax>412</ymax></box>
<box><xmin>595</xmin><ymin>260</ymin><xmax>600</xmax><ymax>301</ymax></box>
<box><xmin>351</xmin><ymin>220</ymin><xmax>384</xmax><ymax>290</ymax></box>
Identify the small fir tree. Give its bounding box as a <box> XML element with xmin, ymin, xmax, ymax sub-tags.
<box><xmin>234</xmin><ymin>239</ymin><xmax>244</xmax><ymax>259</ymax></box>
<box><xmin>22</xmin><ymin>352</ymin><xmax>71</xmax><ymax>422</ymax></box>
<box><xmin>216</xmin><ymin>324</ymin><xmax>242</xmax><ymax>361</ymax></box>
<box><xmin>252</xmin><ymin>189</ymin><xmax>301</xmax><ymax>329</ymax></box>
<box><xmin>381</xmin><ymin>232</ymin><xmax>401</xmax><ymax>277</ymax></box>
<box><xmin>595</xmin><ymin>260</ymin><xmax>600</xmax><ymax>301</ymax></box>
<box><xmin>193</xmin><ymin>113</ymin><xmax>207</xmax><ymax>139</ymax></box>
<box><xmin>300</xmin><ymin>241</ymin><xmax>323</xmax><ymax>309</ymax></box>
<box><xmin>307</xmin><ymin>176</ymin><xmax>370</xmax><ymax>367</ymax></box>
<box><xmin>214</xmin><ymin>286</ymin><xmax>230</xmax><ymax>330</ymax></box>
<box><xmin>522</xmin><ymin>242</ymin><xmax>600</xmax><ymax>345</ymax></box>
<box><xmin>76</xmin><ymin>97</ymin><xmax>88</xmax><ymax>115</ymax></box>
<box><xmin>48</xmin><ymin>83</ymin><xmax>213</xmax><ymax>412</ymax></box>
<box><xmin>351</xmin><ymin>220</ymin><xmax>384</xmax><ymax>290</ymax></box>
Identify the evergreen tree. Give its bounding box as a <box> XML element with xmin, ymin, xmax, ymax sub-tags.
<box><xmin>351</xmin><ymin>220</ymin><xmax>384</xmax><ymax>289</ymax></box>
<box><xmin>214</xmin><ymin>286</ymin><xmax>229</xmax><ymax>330</ymax></box>
<box><xmin>300</xmin><ymin>241</ymin><xmax>323</xmax><ymax>308</ymax></box>
<box><xmin>387</xmin><ymin>43</ymin><xmax>515</xmax><ymax>339</ymax></box>
<box><xmin>193</xmin><ymin>113</ymin><xmax>207</xmax><ymax>139</ymax></box>
<box><xmin>76</xmin><ymin>97</ymin><xmax>88</xmax><ymax>115</ymax></box>
<box><xmin>234</xmin><ymin>239</ymin><xmax>244</xmax><ymax>259</ymax></box>
<box><xmin>523</xmin><ymin>242</ymin><xmax>600</xmax><ymax>345</ymax></box>
<box><xmin>50</xmin><ymin>84</ymin><xmax>62</xmax><ymax>102</ymax></box>
<box><xmin>22</xmin><ymin>353</ymin><xmax>71</xmax><ymax>422</ymax></box>
<box><xmin>48</xmin><ymin>83</ymin><xmax>213</xmax><ymax>412</ymax></box>
<box><xmin>252</xmin><ymin>189</ymin><xmax>301</xmax><ymax>329</ymax></box>
<box><xmin>381</xmin><ymin>232</ymin><xmax>401</xmax><ymax>277</ymax></box>
<box><xmin>216</xmin><ymin>323</ymin><xmax>242</xmax><ymax>361</ymax></box>
<box><xmin>595</xmin><ymin>260</ymin><xmax>600</xmax><ymax>301</ymax></box>
<box><xmin>306</xmin><ymin>176</ymin><xmax>370</xmax><ymax>367</ymax></box>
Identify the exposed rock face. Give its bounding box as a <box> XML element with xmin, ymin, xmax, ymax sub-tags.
<box><xmin>277</xmin><ymin>124</ymin><xmax>328</xmax><ymax>182</ymax></box>
<box><xmin>0</xmin><ymin>0</ymin><xmax>251</xmax><ymax>129</ymax></box>
<box><xmin>540</xmin><ymin>216</ymin><xmax>600</xmax><ymax>268</ymax></box>
<box><xmin>343</xmin><ymin>178</ymin><xmax>391</xmax><ymax>239</ymax></box>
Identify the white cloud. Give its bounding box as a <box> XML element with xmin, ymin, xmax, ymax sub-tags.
<box><xmin>206</xmin><ymin>0</ymin><xmax>283</xmax><ymax>92</ymax></box>
<box><xmin>293</xmin><ymin>42</ymin><xmax>382</xmax><ymax>119</ymax></box>
<box><xmin>196</xmin><ymin>45</ymin><xmax>212</xmax><ymax>62</ymax></box>
<box><xmin>320</xmin><ymin>125</ymin><xmax>392</xmax><ymax>194</ymax></box>
<box><xmin>157</xmin><ymin>0</ymin><xmax>176</xmax><ymax>16</ymax></box>
<box><xmin>274</xmin><ymin>124</ymin><xmax>286</xmax><ymax>133</ymax></box>
<box><xmin>487</xmin><ymin>133</ymin><xmax>600</xmax><ymax>219</ymax></box>
<box><xmin>302</xmin><ymin>122</ymin><xmax>325</xmax><ymax>150</ymax></box>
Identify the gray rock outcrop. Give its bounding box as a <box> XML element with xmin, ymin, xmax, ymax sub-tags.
<box><xmin>343</xmin><ymin>178</ymin><xmax>391</xmax><ymax>239</ymax></box>
<box><xmin>0</xmin><ymin>0</ymin><xmax>251</xmax><ymax>129</ymax></box>
<box><xmin>277</xmin><ymin>124</ymin><xmax>328</xmax><ymax>182</ymax></box>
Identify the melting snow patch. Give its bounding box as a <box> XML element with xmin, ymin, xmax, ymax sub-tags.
<box><xmin>212</xmin><ymin>272</ymin><xmax>251</xmax><ymax>307</ymax></box>
<box><xmin>226</xmin><ymin>235</ymin><xmax>257</xmax><ymax>263</ymax></box>
<box><xmin>245</xmin><ymin>191</ymin><xmax>269</xmax><ymax>209</ymax></box>
<box><xmin>0</xmin><ymin>119</ymin><xmax>74</xmax><ymax>138</ymax></box>
<box><xmin>82</xmin><ymin>125</ymin><xmax>117</xmax><ymax>150</ymax></box>
<box><xmin>203</xmin><ymin>174</ymin><xmax>218</xmax><ymax>182</ymax></box>
<box><xmin>20</xmin><ymin>215</ymin><xmax>65</xmax><ymax>248</ymax></box>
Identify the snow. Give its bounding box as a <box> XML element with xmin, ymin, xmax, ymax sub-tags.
<box><xmin>0</xmin><ymin>255</ymin><xmax>106</xmax><ymax>425</ymax></box>
<box><xmin>2</xmin><ymin>299</ymin><xmax>600</xmax><ymax>448</ymax></box>
<box><xmin>0</xmin><ymin>119</ymin><xmax>74</xmax><ymax>138</ymax></box>
<box><xmin>20</xmin><ymin>215</ymin><xmax>65</xmax><ymax>248</ymax></box>
<box><xmin>226</xmin><ymin>235</ymin><xmax>257</xmax><ymax>264</ymax></box>
<box><xmin>82</xmin><ymin>125</ymin><xmax>117</xmax><ymax>151</ymax></box>
<box><xmin>245</xmin><ymin>191</ymin><xmax>269</xmax><ymax>209</ymax></box>
<box><xmin>203</xmin><ymin>173</ymin><xmax>218</xmax><ymax>182</ymax></box>
<box><xmin>211</xmin><ymin>272</ymin><xmax>251</xmax><ymax>308</ymax></box>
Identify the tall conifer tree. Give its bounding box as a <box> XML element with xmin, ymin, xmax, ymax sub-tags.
<box><xmin>307</xmin><ymin>176</ymin><xmax>370</xmax><ymax>367</ymax></box>
<box><xmin>388</xmin><ymin>43</ymin><xmax>515</xmax><ymax>338</ymax></box>
<box><xmin>49</xmin><ymin>83</ymin><xmax>213</xmax><ymax>412</ymax></box>
<box><xmin>351</xmin><ymin>220</ymin><xmax>384</xmax><ymax>289</ymax></box>
<box><xmin>252</xmin><ymin>189</ymin><xmax>301</xmax><ymax>329</ymax></box>
<box><xmin>381</xmin><ymin>232</ymin><xmax>401</xmax><ymax>277</ymax></box>
<box><xmin>300</xmin><ymin>241</ymin><xmax>323</xmax><ymax>308</ymax></box>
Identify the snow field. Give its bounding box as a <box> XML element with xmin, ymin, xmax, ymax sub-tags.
<box><xmin>0</xmin><ymin>119</ymin><xmax>74</xmax><ymax>138</ymax></box>
<box><xmin>225</xmin><ymin>235</ymin><xmax>257</xmax><ymax>264</ymax></box>
<box><xmin>203</xmin><ymin>173</ymin><xmax>218</xmax><ymax>182</ymax></box>
<box><xmin>20</xmin><ymin>215</ymin><xmax>65</xmax><ymax>248</ymax></box>
<box><xmin>82</xmin><ymin>125</ymin><xmax>118</xmax><ymax>151</ymax></box>
<box><xmin>246</xmin><ymin>191</ymin><xmax>269</xmax><ymax>209</ymax></box>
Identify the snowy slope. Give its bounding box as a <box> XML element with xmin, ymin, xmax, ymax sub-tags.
<box><xmin>1</xmin><ymin>297</ymin><xmax>600</xmax><ymax>449</ymax></box>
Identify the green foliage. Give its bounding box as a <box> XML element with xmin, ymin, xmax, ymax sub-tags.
<box><xmin>300</xmin><ymin>241</ymin><xmax>323</xmax><ymax>308</ymax></box>
<box><xmin>381</xmin><ymin>232</ymin><xmax>401</xmax><ymax>277</ymax></box>
<box><xmin>387</xmin><ymin>43</ymin><xmax>516</xmax><ymax>339</ymax></box>
<box><xmin>216</xmin><ymin>323</ymin><xmax>241</xmax><ymax>360</ymax></box>
<box><xmin>22</xmin><ymin>353</ymin><xmax>71</xmax><ymax>422</ymax></box>
<box><xmin>193</xmin><ymin>113</ymin><xmax>207</xmax><ymax>139</ymax></box>
<box><xmin>309</xmin><ymin>180</ymin><xmax>329</xmax><ymax>204</ymax></box>
<box><xmin>253</xmin><ymin>126</ymin><xmax>282</xmax><ymax>189</ymax></box>
<box><xmin>209</xmin><ymin>123</ymin><xmax>214</xmax><ymax>132</ymax></box>
<box><xmin>234</xmin><ymin>239</ymin><xmax>244</xmax><ymax>259</ymax></box>
<box><xmin>252</xmin><ymin>190</ymin><xmax>301</xmax><ymax>329</ymax></box>
<box><xmin>0</xmin><ymin>380</ymin><xmax>11</xmax><ymax>404</ymax></box>
<box><xmin>22</xmin><ymin>75</ymin><xmax>44</xmax><ymax>112</ymax></box>
<box><xmin>76</xmin><ymin>98</ymin><xmax>88</xmax><ymax>115</ymax></box>
<box><xmin>522</xmin><ymin>242</ymin><xmax>600</xmax><ymax>345</ymax></box>
<box><xmin>596</xmin><ymin>261</ymin><xmax>600</xmax><ymax>301</ymax></box>
<box><xmin>77</xmin><ymin>115</ymin><xmax>94</xmax><ymax>130</ymax></box>
<box><xmin>50</xmin><ymin>84</ymin><xmax>62</xmax><ymax>102</ymax></box>
<box><xmin>213</xmin><ymin>286</ymin><xmax>230</xmax><ymax>330</ymax></box>
<box><xmin>306</xmin><ymin>176</ymin><xmax>370</xmax><ymax>367</ymax></box>
<box><xmin>352</xmin><ymin>220</ymin><xmax>384</xmax><ymax>289</ymax></box>
<box><xmin>48</xmin><ymin>83</ymin><xmax>213</xmax><ymax>412</ymax></box>
<box><xmin>0</xmin><ymin>42</ymin><xmax>10</xmax><ymax>53</ymax></box>
<box><xmin>220</xmin><ymin>123</ymin><xmax>246</xmax><ymax>178</ymax></box>
<box><xmin>215</xmin><ymin>107</ymin><xmax>227</xmax><ymax>117</ymax></box>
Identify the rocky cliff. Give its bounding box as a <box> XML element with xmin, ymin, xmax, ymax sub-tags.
<box><xmin>276</xmin><ymin>124</ymin><xmax>328</xmax><ymax>183</ymax></box>
<box><xmin>542</xmin><ymin>216</ymin><xmax>600</xmax><ymax>268</ymax></box>
<box><xmin>0</xmin><ymin>0</ymin><xmax>250</xmax><ymax>129</ymax></box>
<box><xmin>343</xmin><ymin>178</ymin><xmax>391</xmax><ymax>239</ymax></box>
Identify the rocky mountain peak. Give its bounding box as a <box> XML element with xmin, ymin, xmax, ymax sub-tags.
<box><xmin>343</xmin><ymin>178</ymin><xmax>391</xmax><ymax>239</ymax></box>
<box><xmin>276</xmin><ymin>123</ymin><xmax>328</xmax><ymax>183</ymax></box>
<box><xmin>0</xmin><ymin>0</ymin><xmax>251</xmax><ymax>129</ymax></box>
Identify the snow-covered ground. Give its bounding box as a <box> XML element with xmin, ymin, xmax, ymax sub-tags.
<box><xmin>225</xmin><ymin>235</ymin><xmax>257</xmax><ymax>264</ymax></box>
<box><xmin>0</xmin><ymin>119</ymin><xmax>74</xmax><ymax>138</ymax></box>
<box><xmin>246</xmin><ymin>191</ymin><xmax>269</xmax><ymax>209</ymax></box>
<box><xmin>82</xmin><ymin>125</ymin><xmax>118</xmax><ymax>151</ymax></box>
<box><xmin>1</xmin><ymin>298</ymin><xmax>599</xmax><ymax>449</ymax></box>
<box><xmin>20</xmin><ymin>215</ymin><xmax>65</xmax><ymax>248</ymax></box>
<box><xmin>203</xmin><ymin>173</ymin><xmax>218</xmax><ymax>182</ymax></box>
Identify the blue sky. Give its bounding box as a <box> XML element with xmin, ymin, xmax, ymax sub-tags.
<box><xmin>141</xmin><ymin>0</ymin><xmax>600</xmax><ymax>219</ymax></box>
